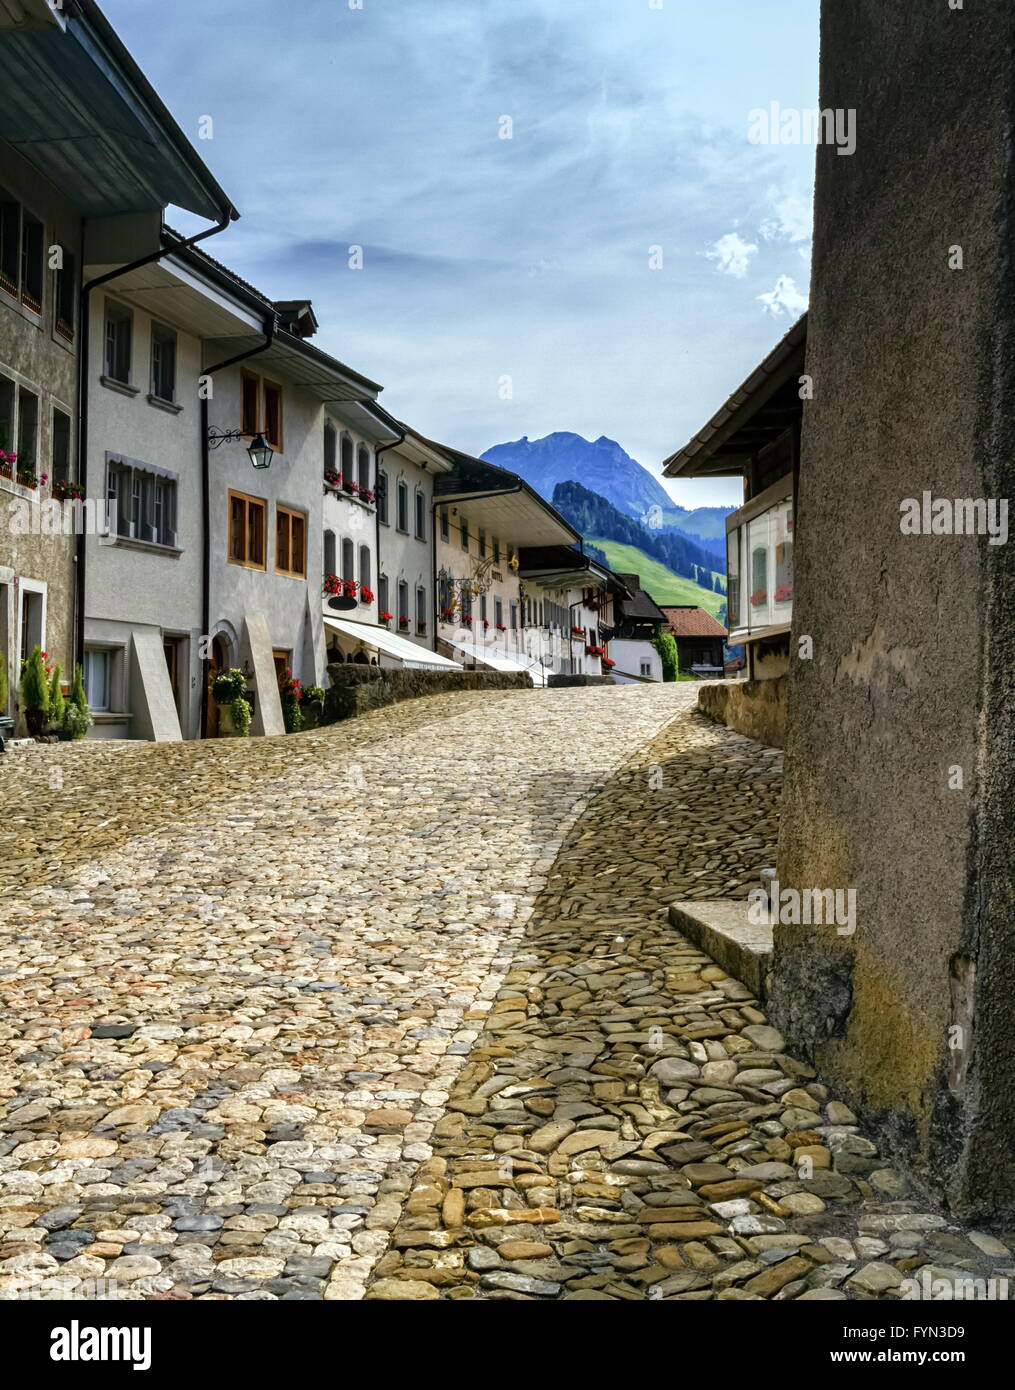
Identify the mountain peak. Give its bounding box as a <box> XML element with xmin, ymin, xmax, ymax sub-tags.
<box><xmin>481</xmin><ymin>431</ymin><xmax>672</xmax><ymax>521</ymax></box>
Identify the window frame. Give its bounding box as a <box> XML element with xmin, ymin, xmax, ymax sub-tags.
<box><xmin>275</xmin><ymin>503</ymin><xmax>307</xmax><ymax>579</ymax></box>
<box><xmin>150</xmin><ymin>321</ymin><xmax>178</xmax><ymax>404</ymax></box>
<box><xmin>396</xmin><ymin>479</ymin><xmax>409</xmax><ymax>533</ymax></box>
<box><xmin>240</xmin><ymin>371</ymin><xmax>284</xmax><ymax>451</ymax></box>
<box><xmin>103</xmin><ymin>298</ymin><xmax>133</xmax><ymax>385</ymax></box>
<box><xmin>228</xmin><ymin>488</ymin><xmax>268</xmax><ymax>570</ymax></box>
<box><xmin>414</xmin><ymin>489</ymin><xmax>425</xmax><ymax>541</ymax></box>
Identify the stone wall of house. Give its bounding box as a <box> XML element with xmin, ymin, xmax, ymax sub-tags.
<box><xmin>324</xmin><ymin>664</ymin><xmax>532</xmax><ymax>722</ymax></box>
<box><xmin>770</xmin><ymin>1</ymin><xmax>1015</xmax><ymax>1222</ymax></box>
<box><xmin>697</xmin><ymin>675</ymin><xmax>787</xmax><ymax>749</ymax></box>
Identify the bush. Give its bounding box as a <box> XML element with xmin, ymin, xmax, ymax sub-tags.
<box><xmin>61</xmin><ymin>701</ymin><xmax>92</xmax><ymax>741</ymax></box>
<box><xmin>70</xmin><ymin>662</ymin><xmax>88</xmax><ymax>715</ymax></box>
<box><xmin>49</xmin><ymin>664</ymin><xmax>65</xmax><ymax>728</ymax></box>
<box><xmin>230</xmin><ymin>697</ymin><xmax>252</xmax><ymax>737</ymax></box>
<box><xmin>212</xmin><ymin>668</ymin><xmax>247</xmax><ymax>705</ymax></box>
<box><xmin>300</xmin><ymin>684</ymin><xmax>326</xmax><ymax>706</ymax></box>
<box><xmin>652</xmin><ymin>631</ymin><xmax>679</xmax><ymax>683</ymax></box>
<box><xmin>20</xmin><ymin>645</ymin><xmax>50</xmax><ymax>715</ymax></box>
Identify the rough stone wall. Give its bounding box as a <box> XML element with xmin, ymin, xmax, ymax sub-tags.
<box><xmin>697</xmin><ymin>676</ymin><xmax>787</xmax><ymax>749</ymax></box>
<box><xmin>546</xmin><ymin>673</ymin><xmax>615</xmax><ymax>688</ymax></box>
<box><xmin>770</xmin><ymin>1</ymin><xmax>1015</xmax><ymax>1222</ymax></box>
<box><xmin>324</xmin><ymin>665</ymin><xmax>532</xmax><ymax>722</ymax></box>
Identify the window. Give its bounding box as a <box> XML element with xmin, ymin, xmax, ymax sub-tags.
<box><xmin>478</xmin><ymin>529</ymin><xmax>486</xmax><ymax>558</ymax></box>
<box><xmin>84</xmin><ymin>649</ymin><xmax>111</xmax><ymax>712</ymax></box>
<box><xmin>240</xmin><ymin>372</ymin><xmax>283</xmax><ymax>449</ymax></box>
<box><xmin>460</xmin><ymin>582</ymin><xmax>473</xmax><ymax>620</ymax></box>
<box><xmin>0</xmin><ymin>189</ymin><xmax>18</xmax><ymax>298</ymax></box>
<box><xmin>55</xmin><ymin>248</ymin><xmax>76</xmax><ymax>340</ymax></box>
<box><xmin>378</xmin><ymin>575</ymin><xmax>389</xmax><ymax>615</ymax></box>
<box><xmin>0</xmin><ymin>190</ymin><xmax>43</xmax><ymax>314</ymax></box>
<box><xmin>340</xmin><ymin>435</ymin><xmax>353</xmax><ymax>475</ymax></box>
<box><xmin>509</xmin><ymin>601</ymin><xmax>518</xmax><ymax>630</ymax></box>
<box><xmin>359</xmin><ymin>544</ymin><xmax>370</xmax><ymax>590</ymax></box>
<box><xmin>104</xmin><ymin>301</ymin><xmax>132</xmax><ymax>384</ymax></box>
<box><xmin>324</xmin><ymin>529</ymin><xmax>336</xmax><ymax>577</ymax></box>
<box><xmin>460</xmin><ymin>516</ymin><xmax>469</xmax><ymax>550</ymax></box>
<box><xmin>106</xmin><ymin>458</ymin><xmax>178</xmax><ymax>546</ymax></box>
<box><xmin>342</xmin><ymin>537</ymin><xmax>355</xmax><ymax>581</ymax></box>
<box><xmin>264</xmin><ymin>381</ymin><xmax>283</xmax><ymax>450</ymax></box>
<box><xmin>397</xmin><ymin>580</ymin><xmax>409</xmax><ymax>627</ymax></box>
<box><xmin>51</xmin><ymin>408</ymin><xmax>71</xmax><ymax>486</ymax></box>
<box><xmin>0</xmin><ymin>374</ymin><xmax>13</xmax><ymax>455</ymax></box>
<box><xmin>228</xmin><ymin>489</ymin><xmax>266</xmax><ymax>568</ymax></box>
<box><xmin>276</xmin><ymin>505</ymin><xmax>306</xmax><ymax>578</ymax></box>
<box><xmin>480</xmin><ymin>595</ymin><xmax>487</xmax><ymax>623</ymax></box>
<box><xmin>324</xmin><ymin>422</ymin><xmax>337</xmax><ymax>473</ymax></box>
<box><xmin>396</xmin><ymin>480</ymin><xmax>409</xmax><ymax>532</ymax></box>
<box><xmin>20</xmin><ymin>212</ymin><xmax>43</xmax><ymax>314</ymax></box>
<box><xmin>240</xmin><ymin>372</ymin><xmax>259</xmax><ymax>436</ymax></box>
<box><xmin>416</xmin><ymin>585</ymin><xmax>426</xmax><ymax>633</ymax></box>
<box><xmin>439</xmin><ymin>509</ymin><xmax>449</xmax><ymax>542</ymax></box>
<box><xmin>495</xmin><ymin>597</ymin><xmax>503</xmax><ymax>628</ymax></box>
<box><xmin>150</xmin><ymin>323</ymin><xmax>177</xmax><ymax>402</ymax></box>
<box><xmin>640</xmin><ymin>661</ymin><xmax>652</xmax><ymax>678</ymax></box>
<box><xmin>377</xmin><ymin>469</ymin><xmax>388</xmax><ymax>523</ymax></box>
<box><xmin>357</xmin><ymin>445</ymin><xmax>370</xmax><ymax>492</ymax></box>
<box><xmin>493</xmin><ymin>537</ymin><xmax>500</xmax><ymax>565</ymax></box>
<box><xmin>16</xmin><ymin>389</ymin><xmax>38</xmax><ymax>473</ymax></box>
<box><xmin>415</xmin><ymin>490</ymin><xmax>425</xmax><ymax>541</ymax></box>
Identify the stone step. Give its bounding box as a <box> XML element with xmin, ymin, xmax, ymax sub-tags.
<box><xmin>667</xmin><ymin>899</ymin><xmax>773</xmax><ymax>999</ymax></box>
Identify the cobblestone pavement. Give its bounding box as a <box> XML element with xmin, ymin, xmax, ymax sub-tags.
<box><xmin>1</xmin><ymin>687</ymin><xmax>1010</xmax><ymax>1302</ymax></box>
<box><xmin>0</xmin><ymin>685</ymin><xmax>694</xmax><ymax>1300</ymax></box>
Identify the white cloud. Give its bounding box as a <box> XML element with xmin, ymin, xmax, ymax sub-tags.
<box><xmin>706</xmin><ymin>231</ymin><xmax>759</xmax><ymax>279</ymax></box>
<box><xmin>757</xmin><ymin>274</ymin><xmax>809</xmax><ymax>318</ymax></box>
<box><xmin>760</xmin><ymin>187</ymin><xmax>813</xmax><ymax>245</ymax></box>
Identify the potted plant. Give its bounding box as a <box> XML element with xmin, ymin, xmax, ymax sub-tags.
<box><xmin>61</xmin><ymin>662</ymin><xmax>93</xmax><ymax>740</ymax></box>
<box><xmin>52</xmin><ymin>479</ymin><xmax>85</xmax><ymax>502</ymax></box>
<box><xmin>19</xmin><ymin>645</ymin><xmax>50</xmax><ymax>737</ymax></box>
<box><xmin>323</xmin><ymin>573</ymin><xmax>343</xmax><ymax>596</ymax></box>
<box><xmin>279</xmin><ymin>668</ymin><xmax>303</xmax><ymax>733</ymax></box>
<box><xmin>324</xmin><ymin>469</ymin><xmax>342</xmax><ymax>490</ymax></box>
<box><xmin>379</xmin><ymin>610</ymin><xmax>393</xmax><ymax>624</ymax></box>
<box><xmin>398</xmin><ymin>613</ymin><xmax>410</xmax><ymax>630</ymax></box>
<box><xmin>300</xmin><ymin>683</ymin><xmax>326</xmax><ymax>729</ymax></box>
<box><xmin>0</xmin><ymin>652</ymin><xmax>11</xmax><ymax>750</ymax></box>
<box><xmin>359</xmin><ymin>584</ymin><xmax>374</xmax><ymax>604</ymax></box>
<box><xmin>212</xmin><ymin>668</ymin><xmax>251</xmax><ymax>737</ymax></box>
<box><xmin>48</xmin><ymin>664</ymin><xmax>66</xmax><ymax>732</ymax></box>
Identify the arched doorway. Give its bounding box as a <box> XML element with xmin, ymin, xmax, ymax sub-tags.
<box><xmin>205</xmin><ymin>633</ymin><xmax>230</xmax><ymax>738</ymax></box>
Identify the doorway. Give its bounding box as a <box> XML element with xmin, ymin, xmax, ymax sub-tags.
<box><xmin>205</xmin><ymin>633</ymin><xmax>230</xmax><ymax>738</ymax></box>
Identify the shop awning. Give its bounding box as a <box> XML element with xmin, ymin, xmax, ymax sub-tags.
<box><xmin>323</xmin><ymin>617</ymin><xmax>463</xmax><ymax>671</ymax></box>
<box><xmin>441</xmin><ymin>638</ymin><xmax>547</xmax><ymax>686</ymax></box>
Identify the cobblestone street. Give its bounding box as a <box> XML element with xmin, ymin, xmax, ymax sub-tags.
<box><xmin>0</xmin><ymin>687</ymin><xmax>1010</xmax><ymax>1301</ymax></box>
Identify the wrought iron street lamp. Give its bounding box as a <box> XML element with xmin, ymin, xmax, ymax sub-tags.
<box><xmin>207</xmin><ymin>426</ymin><xmax>274</xmax><ymax>470</ymax></box>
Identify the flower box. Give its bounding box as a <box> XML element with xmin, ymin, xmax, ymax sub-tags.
<box><xmin>379</xmin><ymin>610</ymin><xmax>393</xmax><ymax>623</ymax></box>
<box><xmin>398</xmin><ymin>616</ymin><xmax>410</xmax><ymax>630</ymax></box>
<box><xmin>52</xmin><ymin>479</ymin><xmax>85</xmax><ymax>502</ymax></box>
<box><xmin>774</xmin><ymin>584</ymin><xmax>793</xmax><ymax>603</ymax></box>
<box><xmin>323</xmin><ymin>574</ymin><xmax>343</xmax><ymax>596</ymax></box>
<box><xmin>496</xmin><ymin>623</ymin><xmax>507</xmax><ymax>631</ymax></box>
<box><xmin>570</xmin><ymin>627</ymin><xmax>585</xmax><ymax>638</ymax></box>
<box><xmin>359</xmin><ymin>585</ymin><xmax>374</xmax><ymax>604</ymax></box>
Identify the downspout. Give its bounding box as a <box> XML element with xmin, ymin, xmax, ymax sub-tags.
<box><xmin>74</xmin><ymin>211</ymin><xmax>236</xmax><ymax>668</ymax></box>
<box><xmin>198</xmin><ymin>313</ymin><xmax>277</xmax><ymax>738</ymax></box>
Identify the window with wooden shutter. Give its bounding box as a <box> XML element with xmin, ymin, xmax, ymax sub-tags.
<box><xmin>275</xmin><ymin>505</ymin><xmax>305</xmax><ymax>577</ymax></box>
<box><xmin>228</xmin><ymin>490</ymin><xmax>267</xmax><ymax>568</ymax></box>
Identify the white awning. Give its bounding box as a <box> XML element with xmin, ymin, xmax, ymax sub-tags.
<box><xmin>324</xmin><ymin>617</ymin><xmax>463</xmax><ymax>670</ymax></box>
<box><xmin>441</xmin><ymin>638</ymin><xmax>547</xmax><ymax>685</ymax></box>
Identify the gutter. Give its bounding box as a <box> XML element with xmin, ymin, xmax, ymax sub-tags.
<box><xmin>198</xmin><ymin>313</ymin><xmax>278</xmax><ymax>738</ymax></box>
<box><xmin>74</xmin><ymin>210</ymin><xmax>237</xmax><ymax>668</ymax></box>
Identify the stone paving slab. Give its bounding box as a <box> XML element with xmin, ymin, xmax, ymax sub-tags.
<box><xmin>0</xmin><ymin>685</ymin><xmax>695</xmax><ymax>1301</ymax></box>
<box><xmin>667</xmin><ymin>901</ymin><xmax>773</xmax><ymax>1000</ymax></box>
<box><xmin>364</xmin><ymin>708</ymin><xmax>1015</xmax><ymax>1301</ymax></box>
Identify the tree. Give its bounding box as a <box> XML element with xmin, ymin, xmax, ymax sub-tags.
<box><xmin>20</xmin><ymin>645</ymin><xmax>50</xmax><ymax>735</ymax></box>
<box><xmin>49</xmin><ymin>664</ymin><xmax>65</xmax><ymax>728</ymax></box>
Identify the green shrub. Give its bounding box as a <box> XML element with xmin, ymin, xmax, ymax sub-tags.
<box><xmin>652</xmin><ymin>631</ymin><xmax>679</xmax><ymax>683</ymax></box>
<box><xmin>61</xmin><ymin>702</ymin><xmax>92</xmax><ymax>741</ymax></box>
<box><xmin>49</xmin><ymin>664</ymin><xmax>65</xmax><ymax>728</ymax></box>
<box><xmin>212</xmin><ymin>668</ymin><xmax>247</xmax><ymax>704</ymax></box>
<box><xmin>20</xmin><ymin>645</ymin><xmax>50</xmax><ymax>715</ymax></box>
<box><xmin>70</xmin><ymin>662</ymin><xmax>88</xmax><ymax>714</ymax></box>
<box><xmin>230</xmin><ymin>697</ymin><xmax>252</xmax><ymax>737</ymax></box>
<box><xmin>300</xmin><ymin>684</ymin><xmax>326</xmax><ymax>706</ymax></box>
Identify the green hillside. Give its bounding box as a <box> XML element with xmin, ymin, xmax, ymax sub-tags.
<box><xmin>591</xmin><ymin>538</ymin><xmax>726</xmax><ymax>618</ymax></box>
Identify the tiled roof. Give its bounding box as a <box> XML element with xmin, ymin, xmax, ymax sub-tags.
<box><xmin>660</xmin><ymin>606</ymin><xmax>728</xmax><ymax>638</ymax></box>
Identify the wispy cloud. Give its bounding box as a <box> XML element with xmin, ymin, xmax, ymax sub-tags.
<box><xmin>706</xmin><ymin>232</ymin><xmax>759</xmax><ymax>279</ymax></box>
<box><xmin>757</xmin><ymin>274</ymin><xmax>810</xmax><ymax>317</ymax></box>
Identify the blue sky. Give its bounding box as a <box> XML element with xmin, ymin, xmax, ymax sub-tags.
<box><xmin>106</xmin><ymin>0</ymin><xmax>818</xmax><ymax>508</ymax></box>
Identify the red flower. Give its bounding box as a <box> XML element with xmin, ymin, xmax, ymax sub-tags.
<box><xmin>379</xmin><ymin>610</ymin><xmax>393</xmax><ymax>622</ymax></box>
<box><xmin>750</xmin><ymin>588</ymin><xmax>767</xmax><ymax>607</ymax></box>
<box><xmin>774</xmin><ymin>585</ymin><xmax>793</xmax><ymax>603</ymax></box>
<box><xmin>482</xmin><ymin>619</ymin><xmax>490</xmax><ymax>629</ymax></box>
<box><xmin>496</xmin><ymin>623</ymin><xmax>507</xmax><ymax>631</ymax></box>
<box><xmin>359</xmin><ymin>585</ymin><xmax>375</xmax><ymax>604</ymax></box>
